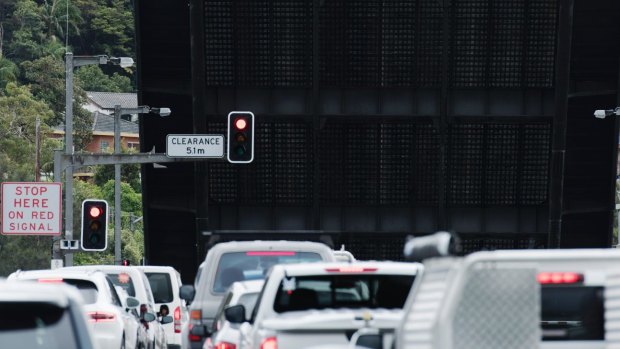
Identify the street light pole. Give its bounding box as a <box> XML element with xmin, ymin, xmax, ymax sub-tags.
<box><xmin>64</xmin><ymin>52</ymin><xmax>75</xmax><ymax>267</ymax></box>
<box><xmin>114</xmin><ymin>105</ymin><xmax>122</xmax><ymax>265</ymax></box>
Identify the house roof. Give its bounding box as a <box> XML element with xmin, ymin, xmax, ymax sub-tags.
<box><xmin>92</xmin><ymin>111</ymin><xmax>139</xmax><ymax>134</ymax></box>
<box><xmin>86</xmin><ymin>91</ymin><xmax>137</xmax><ymax>110</ymax></box>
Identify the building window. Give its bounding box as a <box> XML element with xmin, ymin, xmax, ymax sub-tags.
<box><xmin>100</xmin><ymin>140</ymin><xmax>109</xmax><ymax>151</ymax></box>
<box><xmin>127</xmin><ymin>142</ymin><xmax>139</xmax><ymax>150</ymax></box>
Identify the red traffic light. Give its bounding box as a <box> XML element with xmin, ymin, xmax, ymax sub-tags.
<box><xmin>89</xmin><ymin>206</ymin><xmax>102</xmax><ymax>218</ymax></box>
<box><xmin>234</xmin><ymin>118</ymin><xmax>247</xmax><ymax>130</ymax></box>
<box><xmin>88</xmin><ymin>206</ymin><xmax>103</xmax><ymax>218</ymax></box>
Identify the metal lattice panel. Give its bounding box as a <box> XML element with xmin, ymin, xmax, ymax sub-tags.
<box><xmin>485</xmin><ymin>124</ymin><xmax>519</xmax><ymax>205</ymax></box>
<box><xmin>460</xmin><ymin>234</ymin><xmax>547</xmax><ymax>252</ymax></box>
<box><xmin>379</xmin><ymin>123</ymin><xmax>416</xmax><ymax>204</ymax></box>
<box><xmin>380</xmin><ymin>0</ymin><xmax>417</xmax><ymax>87</ymax></box>
<box><xmin>205</xmin><ymin>1</ymin><xmax>234</xmax><ymax>86</ymax></box>
<box><xmin>520</xmin><ymin>123</ymin><xmax>551</xmax><ymax>204</ymax></box>
<box><xmin>338</xmin><ymin>234</ymin><xmax>406</xmax><ymax>261</ymax></box>
<box><xmin>412</xmin><ymin>124</ymin><xmax>441</xmax><ymax>205</ymax></box>
<box><xmin>207</xmin><ymin>122</ymin><xmax>237</xmax><ymax>203</ymax></box>
<box><xmin>272</xmin><ymin>0</ymin><xmax>313</xmax><ymax>87</ymax></box>
<box><xmin>453</xmin><ymin>268</ymin><xmax>540</xmax><ymax>349</ymax></box>
<box><xmin>417</xmin><ymin>0</ymin><xmax>444</xmax><ymax>87</ymax></box>
<box><xmin>489</xmin><ymin>1</ymin><xmax>526</xmax><ymax>87</ymax></box>
<box><xmin>452</xmin><ymin>0</ymin><xmax>489</xmax><ymax>88</ymax></box>
<box><xmin>344</xmin><ymin>123</ymin><xmax>380</xmax><ymax>203</ymax></box>
<box><xmin>238</xmin><ymin>122</ymin><xmax>275</xmax><ymax>204</ymax></box>
<box><xmin>449</xmin><ymin>124</ymin><xmax>484</xmax><ymax>205</ymax></box>
<box><xmin>271</xmin><ymin>122</ymin><xmax>313</xmax><ymax>205</ymax></box>
<box><xmin>525</xmin><ymin>0</ymin><xmax>558</xmax><ymax>87</ymax></box>
<box><xmin>234</xmin><ymin>0</ymin><xmax>271</xmax><ymax>87</ymax></box>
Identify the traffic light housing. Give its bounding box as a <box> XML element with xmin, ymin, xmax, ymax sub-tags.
<box><xmin>81</xmin><ymin>199</ymin><xmax>108</xmax><ymax>251</ymax></box>
<box><xmin>227</xmin><ymin>111</ymin><xmax>254</xmax><ymax>163</ymax></box>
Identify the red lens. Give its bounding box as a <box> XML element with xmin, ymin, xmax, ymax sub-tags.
<box><xmin>89</xmin><ymin>206</ymin><xmax>102</xmax><ymax>218</ymax></box>
<box><xmin>234</xmin><ymin>118</ymin><xmax>247</xmax><ymax>130</ymax></box>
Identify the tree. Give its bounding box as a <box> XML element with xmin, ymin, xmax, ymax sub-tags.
<box><xmin>74</xmin><ymin>0</ymin><xmax>134</xmax><ymax>57</ymax></box>
<box><xmin>20</xmin><ymin>55</ymin><xmax>93</xmax><ymax>149</ymax></box>
<box><xmin>94</xmin><ymin>162</ymin><xmax>141</xmax><ymax>192</ymax></box>
<box><xmin>76</xmin><ymin>64</ymin><xmax>133</xmax><ymax>93</ymax></box>
<box><xmin>101</xmin><ymin>180</ymin><xmax>142</xmax><ymax>214</ymax></box>
<box><xmin>0</xmin><ymin>82</ymin><xmax>54</xmax><ymax>181</ymax></box>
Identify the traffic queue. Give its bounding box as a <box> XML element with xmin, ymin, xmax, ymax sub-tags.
<box><xmin>3</xmin><ymin>234</ymin><xmax>620</xmax><ymax>349</ymax></box>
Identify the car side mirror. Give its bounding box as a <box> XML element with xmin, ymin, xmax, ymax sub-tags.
<box><xmin>190</xmin><ymin>324</ymin><xmax>210</xmax><ymax>338</ymax></box>
<box><xmin>126</xmin><ymin>296</ymin><xmax>140</xmax><ymax>309</ymax></box>
<box><xmin>224</xmin><ymin>304</ymin><xmax>246</xmax><ymax>324</ymax></box>
<box><xmin>180</xmin><ymin>285</ymin><xmax>195</xmax><ymax>302</ymax></box>
<box><xmin>161</xmin><ymin>315</ymin><xmax>173</xmax><ymax>324</ymax></box>
<box><xmin>143</xmin><ymin>312</ymin><xmax>156</xmax><ymax>322</ymax></box>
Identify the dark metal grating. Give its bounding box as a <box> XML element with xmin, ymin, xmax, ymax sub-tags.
<box><xmin>459</xmin><ymin>234</ymin><xmax>548</xmax><ymax>253</ymax></box>
<box><xmin>204</xmin><ymin>1</ymin><xmax>234</xmax><ymax>86</ymax></box>
<box><xmin>209</xmin><ymin>121</ymin><xmax>550</xmax><ymax>207</ymax></box>
<box><xmin>204</xmin><ymin>0</ymin><xmax>556</xmax><ymax>88</ymax></box>
<box><xmin>520</xmin><ymin>123</ymin><xmax>552</xmax><ymax>205</ymax></box>
<box><xmin>525</xmin><ymin>0</ymin><xmax>558</xmax><ymax>88</ymax></box>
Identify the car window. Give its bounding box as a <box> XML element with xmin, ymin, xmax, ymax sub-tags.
<box><xmin>61</xmin><ymin>279</ymin><xmax>99</xmax><ymax>304</ymax></box>
<box><xmin>541</xmin><ymin>286</ymin><xmax>604</xmax><ymax>341</ymax></box>
<box><xmin>212</xmin><ymin>291</ymin><xmax>234</xmax><ymax>331</ymax></box>
<box><xmin>238</xmin><ymin>293</ymin><xmax>259</xmax><ymax>319</ymax></box>
<box><xmin>108</xmin><ymin>272</ymin><xmax>137</xmax><ymax>297</ymax></box>
<box><xmin>273</xmin><ymin>274</ymin><xmax>415</xmax><ymax>313</ymax></box>
<box><xmin>145</xmin><ymin>272</ymin><xmax>173</xmax><ymax>303</ymax></box>
<box><xmin>0</xmin><ymin>302</ymin><xmax>80</xmax><ymax>349</ymax></box>
<box><xmin>213</xmin><ymin>252</ymin><xmax>322</xmax><ymax>293</ymax></box>
<box><xmin>141</xmin><ymin>272</ymin><xmax>156</xmax><ymax>304</ymax></box>
<box><xmin>106</xmin><ymin>279</ymin><xmax>123</xmax><ymax>307</ymax></box>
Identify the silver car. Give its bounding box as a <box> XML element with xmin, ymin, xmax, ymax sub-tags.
<box><xmin>203</xmin><ymin>280</ymin><xmax>264</xmax><ymax>349</ymax></box>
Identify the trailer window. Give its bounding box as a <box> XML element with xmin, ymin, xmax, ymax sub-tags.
<box><xmin>541</xmin><ymin>286</ymin><xmax>604</xmax><ymax>341</ymax></box>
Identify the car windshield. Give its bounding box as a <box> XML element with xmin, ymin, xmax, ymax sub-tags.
<box><xmin>0</xmin><ymin>302</ymin><xmax>80</xmax><ymax>349</ymax></box>
<box><xmin>108</xmin><ymin>273</ymin><xmax>137</xmax><ymax>297</ymax></box>
<box><xmin>273</xmin><ymin>274</ymin><xmax>415</xmax><ymax>312</ymax></box>
<box><xmin>145</xmin><ymin>272</ymin><xmax>173</xmax><ymax>303</ymax></box>
<box><xmin>541</xmin><ymin>286</ymin><xmax>604</xmax><ymax>341</ymax></box>
<box><xmin>213</xmin><ymin>251</ymin><xmax>323</xmax><ymax>293</ymax></box>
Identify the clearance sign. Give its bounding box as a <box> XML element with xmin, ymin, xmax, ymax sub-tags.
<box><xmin>1</xmin><ymin>182</ymin><xmax>62</xmax><ymax>235</ymax></box>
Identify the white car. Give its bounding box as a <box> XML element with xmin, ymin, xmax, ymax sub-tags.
<box><xmin>226</xmin><ymin>261</ymin><xmax>422</xmax><ymax>349</ymax></box>
<box><xmin>67</xmin><ymin>265</ymin><xmax>172</xmax><ymax>349</ymax></box>
<box><xmin>137</xmin><ymin>265</ymin><xmax>190</xmax><ymax>349</ymax></box>
<box><xmin>203</xmin><ymin>280</ymin><xmax>264</xmax><ymax>349</ymax></box>
<box><xmin>116</xmin><ymin>286</ymin><xmax>151</xmax><ymax>349</ymax></box>
<box><xmin>0</xmin><ymin>278</ymin><xmax>97</xmax><ymax>349</ymax></box>
<box><xmin>8</xmin><ymin>269</ymin><xmax>149</xmax><ymax>349</ymax></box>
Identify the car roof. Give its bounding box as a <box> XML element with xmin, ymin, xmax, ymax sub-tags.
<box><xmin>0</xmin><ymin>279</ymin><xmax>84</xmax><ymax>306</ymax></box>
<box><xmin>209</xmin><ymin>240</ymin><xmax>332</xmax><ymax>253</ymax></box>
<box><xmin>9</xmin><ymin>268</ymin><xmax>109</xmax><ymax>283</ymax></box>
<box><xmin>65</xmin><ymin>265</ymin><xmax>145</xmax><ymax>276</ymax></box>
<box><xmin>271</xmin><ymin>261</ymin><xmax>422</xmax><ymax>276</ymax></box>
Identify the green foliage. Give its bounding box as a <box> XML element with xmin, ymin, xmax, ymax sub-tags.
<box><xmin>0</xmin><ymin>83</ymin><xmax>54</xmax><ymax>181</ymax></box>
<box><xmin>0</xmin><ymin>58</ymin><xmax>19</xmax><ymax>89</ymax></box>
<box><xmin>94</xmin><ymin>162</ymin><xmax>141</xmax><ymax>192</ymax></box>
<box><xmin>101</xmin><ymin>180</ymin><xmax>142</xmax><ymax>214</ymax></box>
<box><xmin>76</xmin><ymin>65</ymin><xmax>133</xmax><ymax>93</ymax></box>
<box><xmin>79</xmin><ymin>0</ymin><xmax>134</xmax><ymax>57</ymax></box>
<box><xmin>0</xmin><ymin>236</ymin><xmax>53</xmax><ymax>276</ymax></box>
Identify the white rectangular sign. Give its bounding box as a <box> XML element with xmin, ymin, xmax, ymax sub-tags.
<box><xmin>166</xmin><ymin>134</ymin><xmax>224</xmax><ymax>158</ymax></box>
<box><xmin>1</xmin><ymin>182</ymin><xmax>62</xmax><ymax>236</ymax></box>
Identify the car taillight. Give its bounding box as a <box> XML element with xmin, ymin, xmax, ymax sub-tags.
<box><xmin>188</xmin><ymin>324</ymin><xmax>203</xmax><ymax>342</ymax></box>
<box><xmin>190</xmin><ymin>309</ymin><xmax>202</xmax><ymax>321</ymax></box>
<box><xmin>174</xmin><ymin>306</ymin><xmax>181</xmax><ymax>333</ymax></box>
<box><xmin>215</xmin><ymin>342</ymin><xmax>236</xmax><ymax>349</ymax></box>
<box><xmin>324</xmin><ymin>267</ymin><xmax>378</xmax><ymax>273</ymax></box>
<box><xmin>87</xmin><ymin>311</ymin><xmax>116</xmax><ymax>322</ymax></box>
<box><xmin>537</xmin><ymin>272</ymin><xmax>584</xmax><ymax>284</ymax></box>
<box><xmin>38</xmin><ymin>278</ymin><xmax>64</xmax><ymax>283</ymax></box>
<box><xmin>260</xmin><ymin>337</ymin><xmax>277</xmax><ymax>349</ymax></box>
